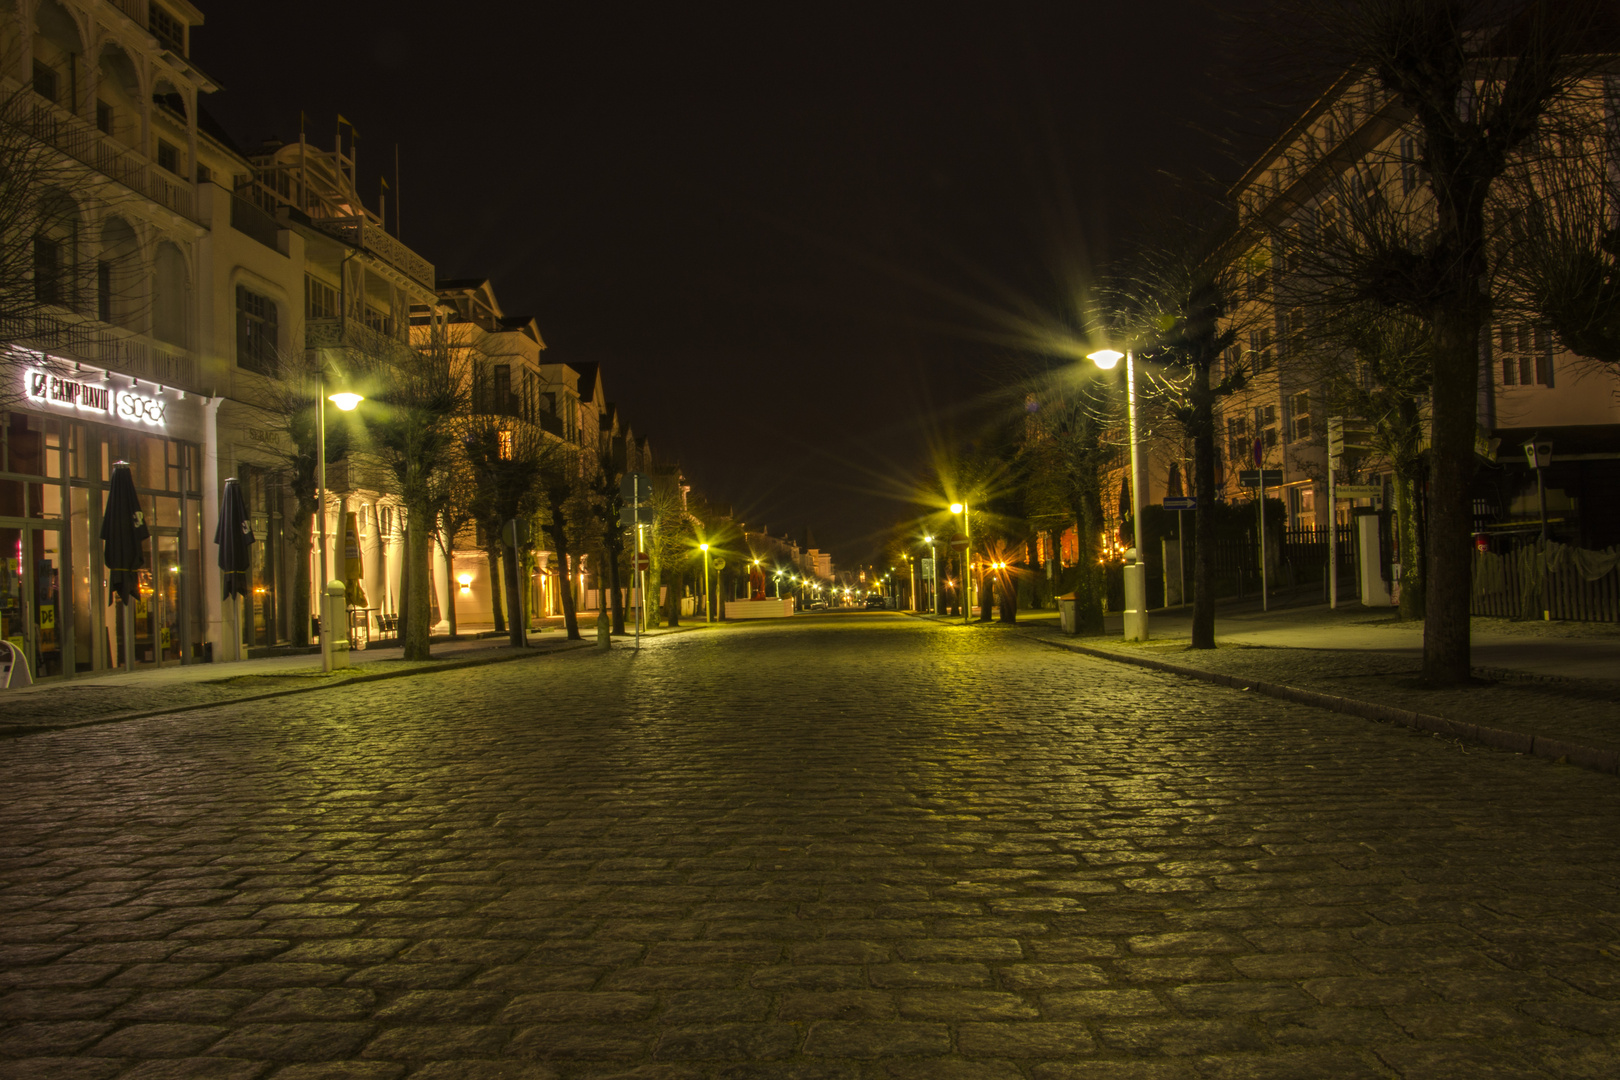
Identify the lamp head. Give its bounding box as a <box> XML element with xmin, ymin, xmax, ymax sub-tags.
<box><xmin>949</xmin><ymin>502</ymin><xmax>964</xmax><ymax>515</ymax></box>
<box><xmin>328</xmin><ymin>391</ymin><xmax>364</xmax><ymax>412</ymax></box>
<box><xmin>1087</xmin><ymin>348</ymin><xmax>1124</xmax><ymax>370</ymax></box>
<box><xmin>700</xmin><ymin>543</ymin><xmax>709</xmax><ymax>552</ymax></box>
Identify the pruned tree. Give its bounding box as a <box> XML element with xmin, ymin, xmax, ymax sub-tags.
<box><xmin>1245</xmin><ymin>0</ymin><xmax>1612</xmax><ymax>682</ymax></box>
<box><xmin>538</xmin><ymin>450</ymin><xmax>589</xmax><ymax>640</ymax></box>
<box><xmin>350</xmin><ymin>325</ymin><xmax>468</xmax><ymax>660</ymax></box>
<box><xmin>1108</xmin><ymin>221</ymin><xmax>1248</xmax><ymax>650</ymax></box>
<box><xmin>464</xmin><ymin>418</ymin><xmax>554</xmax><ymax>647</ymax></box>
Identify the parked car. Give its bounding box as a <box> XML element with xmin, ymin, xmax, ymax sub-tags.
<box><xmin>865</xmin><ymin>595</ymin><xmax>888</xmax><ymax>609</ymax></box>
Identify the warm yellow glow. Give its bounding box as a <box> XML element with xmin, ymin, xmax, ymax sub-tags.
<box><xmin>1087</xmin><ymin>349</ymin><xmax>1123</xmax><ymax>370</ymax></box>
<box><xmin>457</xmin><ymin>573</ymin><xmax>474</xmax><ymax>586</ymax></box>
<box><xmin>700</xmin><ymin>543</ymin><xmax>709</xmax><ymax>551</ymax></box>
<box><xmin>950</xmin><ymin>502</ymin><xmax>964</xmax><ymax>515</ymax></box>
<box><xmin>922</xmin><ymin>535</ymin><xmax>932</xmax><ymax>543</ymax></box>
<box><xmin>329</xmin><ymin>391</ymin><xmax>364</xmax><ymax>411</ymax></box>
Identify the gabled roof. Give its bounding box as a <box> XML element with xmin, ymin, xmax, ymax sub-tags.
<box><xmin>572</xmin><ymin>361</ymin><xmax>603</xmax><ymax>403</ymax></box>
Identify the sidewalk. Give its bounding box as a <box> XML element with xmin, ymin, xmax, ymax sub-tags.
<box><xmin>922</xmin><ymin>598</ymin><xmax>1620</xmax><ymax>774</ymax></box>
<box><xmin>0</xmin><ymin>630</ymin><xmax>598</xmax><ymax>737</ymax></box>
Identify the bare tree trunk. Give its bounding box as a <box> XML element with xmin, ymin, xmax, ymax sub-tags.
<box><xmin>998</xmin><ymin>574</ymin><xmax>1017</xmax><ymax>624</ymax></box>
<box><xmin>486</xmin><ymin>544</ymin><xmax>505</xmax><ymax>634</ymax></box>
<box><xmin>441</xmin><ymin>531</ymin><xmax>459</xmax><ymax>641</ymax></box>
<box><xmin>1422</xmin><ymin>312</ymin><xmax>1481</xmax><ymax>683</ymax></box>
<box><xmin>666</xmin><ymin>564</ymin><xmax>682</xmax><ymax>626</ymax></box>
<box><xmin>607</xmin><ymin>542</ymin><xmax>625</xmax><ymax>635</ymax></box>
<box><xmin>291</xmin><ymin>509</ymin><xmax>313</xmax><ymax>647</ymax></box>
<box><xmin>550</xmin><ymin>503</ymin><xmax>581</xmax><ymax>640</ymax></box>
<box><xmin>1073</xmin><ymin>501</ymin><xmax>1106</xmax><ymax>635</ymax></box>
<box><xmin>502</xmin><ymin>529</ymin><xmax>524</xmax><ymax>648</ymax></box>
<box><xmin>1191</xmin><ymin>367</ymin><xmax>1217</xmax><ymax>650</ymax></box>
<box><xmin>404</xmin><ymin>516</ymin><xmax>433</xmax><ymax>660</ymax></box>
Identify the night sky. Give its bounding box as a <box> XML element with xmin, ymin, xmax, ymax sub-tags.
<box><xmin>199</xmin><ymin>1</ymin><xmax>1251</xmax><ymax>566</ymax></box>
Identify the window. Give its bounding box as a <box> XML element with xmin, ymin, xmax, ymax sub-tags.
<box><xmin>362</xmin><ymin>306</ymin><xmax>390</xmax><ymax>336</ymax></box>
<box><xmin>1223</xmin><ymin>345</ymin><xmax>1242</xmax><ymax>380</ymax></box>
<box><xmin>493</xmin><ymin>364</ymin><xmax>512</xmax><ymax>414</ymax></box>
<box><xmin>1317</xmin><ymin>198</ymin><xmax>1339</xmax><ymax>247</ymax></box>
<box><xmin>1400</xmin><ymin>135</ymin><xmax>1419</xmax><ymax>196</ymax></box>
<box><xmin>305</xmin><ymin>275</ymin><xmax>338</xmax><ymax>320</ymax></box>
<box><xmin>157</xmin><ymin>140</ymin><xmax>180</xmax><ymax>175</ymax></box>
<box><xmin>97</xmin><ymin>260</ymin><xmax>113</xmax><ymax>322</ymax></box>
<box><xmin>1226</xmin><ymin>415</ymin><xmax>1249</xmax><ymax>467</ymax></box>
<box><xmin>96</xmin><ymin>100</ymin><xmax>113</xmax><ymax>134</ymax></box>
<box><xmin>1287</xmin><ymin>308</ymin><xmax>1307</xmax><ymax>356</ymax></box>
<box><xmin>196</xmin><ymin>163</ymin><xmax>210</xmax><ymax>184</ymax></box>
<box><xmin>236</xmin><ymin>286</ymin><xmax>278</xmax><ymax>375</ymax></box>
<box><xmin>152</xmin><ymin>242</ymin><xmax>188</xmax><ymax>346</ymax></box>
<box><xmin>1249</xmin><ymin>328</ymin><xmax>1273</xmax><ymax>373</ymax></box>
<box><xmin>1498</xmin><ymin>325</ymin><xmax>1554</xmax><ymax>388</ymax></box>
<box><xmin>1290</xmin><ymin>391</ymin><xmax>1311</xmax><ymax>442</ymax></box>
<box><xmin>498</xmin><ymin>430</ymin><xmax>513</xmax><ymax>461</ymax></box>
<box><xmin>32</xmin><ymin>60</ymin><xmax>58</xmax><ymax>104</ymax></box>
<box><xmin>149</xmin><ymin>5</ymin><xmax>187</xmax><ymax>54</ymax></box>
<box><xmin>33</xmin><ymin>237</ymin><xmax>62</xmax><ymax>305</ymax></box>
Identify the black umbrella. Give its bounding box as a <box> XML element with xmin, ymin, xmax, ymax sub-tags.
<box><xmin>101</xmin><ymin>463</ymin><xmax>148</xmax><ymax>606</ymax></box>
<box><xmin>215</xmin><ymin>478</ymin><xmax>255</xmax><ymax>599</ymax></box>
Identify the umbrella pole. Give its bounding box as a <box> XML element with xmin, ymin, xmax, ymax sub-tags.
<box><xmin>123</xmin><ymin>599</ymin><xmax>135</xmax><ymax>674</ymax></box>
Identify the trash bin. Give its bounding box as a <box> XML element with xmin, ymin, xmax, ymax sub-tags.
<box><xmin>1058</xmin><ymin>591</ymin><xmax>1078</xmax><ymax>635</ymax></box>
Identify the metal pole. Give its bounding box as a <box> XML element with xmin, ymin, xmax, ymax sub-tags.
<box><xmin>1537</xmin><ymin>462</ymin><xmax>1550</xmax><ymax>620</ymax></box>
<box><xmin>1126</xmin><ymin>350</ymin><xmax>1148</xmax><ymax>639</ymax></box>
<box><xmin>931</xmin><ymin>542</ymin><xmax>939</xmax><ymax>615</ymax></box>
<box><xmin>1328</xmin><ymin>468</ymin><xmax>1338</xmax><ymax>609</ymax></box>
<box><xmin>1178</xmin><ymin>509</ymin><xmax>1187</xmax><ymax>608</ymax></box>
<box><xmin>1255</xmin><ymin>406</ymin><xmax>1268</xmax><ymax>613</ymax></box>
<box><xmin>317</xmin><ymin>380</ymin><xmax>332</xmax><ymax>672</ymax></box>
<box><xmin>704</xmin><ymin>557</ymin><xmax>711</xmax><ymax>624</ymax></box>
<box><xmin>963</xmin><ymin>504</ymin><xmax>972</xmax><ymax>625</ymax></box>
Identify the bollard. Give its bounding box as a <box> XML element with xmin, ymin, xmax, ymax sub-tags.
<box><xmin>596</xmin><ymin>610</ymin><xmax>611</xmax><ymax>650</ymax></box>
<box><xmin>325</xmin><ymin>580</ymin><xmax>351</xmax><ymax>669</ymax></box>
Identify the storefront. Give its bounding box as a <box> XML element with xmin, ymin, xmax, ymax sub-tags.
<box><xmin>7</xmin><ymin>362</ymin><xmax>207</xmax><ymax>679</ymax></box>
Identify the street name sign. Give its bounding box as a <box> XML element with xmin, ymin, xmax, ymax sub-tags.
<box><xmin>1335</xmin><ymin>484</ymin><xmax>1383</xmax><ymax>500</ymax></box>
<box><xmin>1162</xmin><ymin>496</ymin><xmax>1197</xmax><ymax>510</ymax></box>
<box><xmin>920</xmin><ymin>558</ymin><xmax>934</xmax><ymax>576</ymax></box>
<box><xmin>1238</xmin><ymin>470</ymin><xmax>1283</xmax><ymax>488</ymax></box>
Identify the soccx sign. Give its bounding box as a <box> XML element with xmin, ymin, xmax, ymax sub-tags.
<box><xmin>24</xmin><ymin>368</ymin><xmax>167</xmax><ymax>427</ymax></box>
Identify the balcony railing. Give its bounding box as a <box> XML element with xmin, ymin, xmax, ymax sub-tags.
<box><xmin>314</xmin><ymin>215</ymin><xmax>435</xmax><ymax>292</ymax></box>
<box><xmin>3</xmin><ymin>91</ymin><xmax>197</xmax><ymax>222</ymax></box>
<box><xmin>1</xmin><ymin>313</ymin><xmax>199</xmax><ymax>391</ymax></box>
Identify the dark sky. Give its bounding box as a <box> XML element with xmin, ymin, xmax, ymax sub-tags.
<box><xmin>198</xmin><ymin>0</ymin><xmax>1248</xmax><ymax>567</ymax></box>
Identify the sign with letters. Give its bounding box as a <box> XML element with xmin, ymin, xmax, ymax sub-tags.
<box><xmin>25</xmin><ymin>369</ymin><xmax>166</xmax><ymax>427</ymax></box>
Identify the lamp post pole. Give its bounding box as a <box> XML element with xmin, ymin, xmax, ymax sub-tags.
<box><xmin>316</xmin><ymin>377</ymin><xmax>332</xmax><ymax>673</ymax></box>
<box><xmin>1088</xmin><ymin>348</ymin><xmax>1148</xmax><ymax>640</ymax></box>
<box><xmin>700</xmin><ymin>544</ymin><xmax>711</xmax><ymax>624</ymax></box>
<box><xmin>929</xmin><ymin>538</ymin><xmax>939</xmax><ymax>615</ymax></box>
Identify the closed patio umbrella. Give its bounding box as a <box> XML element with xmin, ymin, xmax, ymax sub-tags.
<box><xmin>215</xmin><ymin>478</ymin><xmax>255</xmax><ymax>662</ymax></box>
<box><xmin>101</xmin><ymin>463</ymin><xmax>148</xmax><ymax>671</ymax></box>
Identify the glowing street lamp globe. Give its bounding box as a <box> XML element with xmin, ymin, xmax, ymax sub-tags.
<box><xmin>1087</xmin><ymin>348</ymin><xmax>1124</xmax><ymax>370</ymax></box>
<box><xmin>328</xmin><ymin>391</ymin><xmax>364</xmax><ymax>412</ymax></box>
<box><xmin>949</xmin><ymin>502</ymin><xmax>963</xmax><ymax>515</ymax></box>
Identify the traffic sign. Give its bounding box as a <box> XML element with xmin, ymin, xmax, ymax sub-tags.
<box><xmin>712</xmin><ymin>557</ymin><xmax>726</xmax><ymax>570</ymax></box>
<box><xmin>920</xmin><ymin>557</ymin><xmax>934</xmax><ymax>576</ymax></box>
<box><xmin>618</xmin><ymin>504</ymin><xmax>650</xmax><ymax>527</ymax></box>
<box><xmin>1238</xmin><ymin>469</ymin><xmax>1283</xmax><ymax>488</ymax></box>
<box><xmin>619</xmin><ymin>471</ymin><xmax>651</xmax><ymax>504</ymax></box>
<box><xmin>1162</xmin><ymin>496</ymin><xmax>1197</xmax><ymax>510</ymax></box>
<box><xmin>632</xmin><ymin>552</ymin><xmax>650</xmax><ymax>572</ymax></box>
<box><xmin>1327</xmin><ymin>416</ymin><xmax>1375</xmax><ymax>466</ymax></box>
<box><xmin>949</xmin><ymin>536</ymin><xmax>968</xmax><ymax>553</ymax></box>
<box><xmin>1335</xmin><ymin>484</ymin><xmax>1383</xmax><ymax>500</ymax></box>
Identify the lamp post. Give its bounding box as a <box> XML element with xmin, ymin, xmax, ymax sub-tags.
<box><xmin>950</xmin><ymin>502</ymin><xmax>972</xmax><ymax>624</ymax></box>
<box><xmin>316</xmin><ymin>379</ymin><xmax>364</xmax><ymax>672</ymax></box>
<box><xmin>1087</xmin><ymin>348</ymin><xmax>1148</xmax><ymax>640</ymax></box>
<box><xmin>699</xmin><ymin>543</ymin><xmax>711</xmax><ymax>624</ymax></box>
<box><xmin>922</xmin><ymin>535</ymin><xmax>939</xmax><ymax>615</ymax></box>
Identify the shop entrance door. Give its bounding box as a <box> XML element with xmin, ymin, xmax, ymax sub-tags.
<box><xmin>0</xmin><ymin>519</ymin><xmax>68</xmax><ymax>680</ymax></box>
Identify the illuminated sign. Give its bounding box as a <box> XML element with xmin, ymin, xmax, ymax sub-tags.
<box><xmin>24</xmin><ymin>369</ymin><xmax>166</xmax><ymax>427</ymax></box>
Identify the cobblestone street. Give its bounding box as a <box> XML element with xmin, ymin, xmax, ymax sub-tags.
<box><xmin>3</xmin><ymin>612</ymin><xmax>1618</xmax><ymax>1079</ymax></box>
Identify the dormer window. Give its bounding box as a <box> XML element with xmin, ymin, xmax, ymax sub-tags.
<box><xmin>149</xmin><ymin>5</ymin><xmax>187</xmax><ymax>55</ymax></box>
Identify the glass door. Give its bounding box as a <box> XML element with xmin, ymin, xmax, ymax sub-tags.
<box><xmin>0</xmin><ymin>521</ymin><xmax>67</xmax><ymax>680</ymax></box>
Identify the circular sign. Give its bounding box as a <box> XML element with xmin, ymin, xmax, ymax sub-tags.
<box><xmin>633</xmin><ymin>552</ymin><xmax>650</xmax><ymax>571</ymax></box>
<box><xmin>949</xmin><ymin>536</ymin><xmax>969</xmax><ymax>552</ymax></box>
<box><xmin>712</xmin><ymin>557</ymin><xmax>727</xmax><ymax>569</ymax></box>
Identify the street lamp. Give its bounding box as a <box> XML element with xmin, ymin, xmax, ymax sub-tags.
<box><xmin>922</xmin><ymin>534</ymin><xmax>941</xmax><ymax>615</ymax></box>
<box><xmin>317</xmin><ymin>375</ymin><xmax>364</xmax><ymax>672</ymax></box>
<box><xmin>700</xmin><ymin>543</ymin><xmax>711</xmax><ymax>624</ymax></box>
<box><xmin>949</xmin><ymin>501</ymin><xmax>972</xmax><ymax>624</ymax></box>
<box><xmin>1088</xmin><ymin>347</ymin><xmax>1148</xmax><ymax>640</ymax></box>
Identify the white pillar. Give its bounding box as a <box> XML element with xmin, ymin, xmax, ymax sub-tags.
<box><xmin>201</xmin><ymin>396</ymin><xmax>224</xmax><ymax>658</ymax></box>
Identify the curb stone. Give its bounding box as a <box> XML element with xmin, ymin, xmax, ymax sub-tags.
<box><xmin>0</xmin><ymin>639</ymin><xmax>598</xmax><ymax>739</ymax></box>
<box><xmin>1023</xmin><ymin>633</ymin><xmax>1620</xmax><ymax>776</ymax></box>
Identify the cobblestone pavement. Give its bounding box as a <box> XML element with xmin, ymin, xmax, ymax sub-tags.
<box><xmin>3</xmin><ymin>611</ymin><xmax>1619</xmax><ymax>1080</ymax></box>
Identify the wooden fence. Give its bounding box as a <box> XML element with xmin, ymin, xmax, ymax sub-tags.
<box><xmin>1471</xmin><ymin>539</ymin><xmax>1620</xmax><ymax>622</ymax></box>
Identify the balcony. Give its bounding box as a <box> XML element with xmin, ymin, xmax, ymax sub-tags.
<box><xmin>2</xmin><ymin>312</ymin><xmax>198</xmax><ymax>391</ymax></box>
<box><xmin>4</xmin><ymin>90</ymin><xmax>197</xmax><ymax>222</ymax></box>
<box><xmin>313</xmin><ymin>215</ymin><xmax>435</xmax><ymax>293</ymax></box>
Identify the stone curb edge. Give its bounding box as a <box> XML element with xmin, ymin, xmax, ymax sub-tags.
<box><xmin>1023</xmin><ymin>634</ymin><xmax>1620</xmax><ymax>778</ymax></box>
<box><xmin>0</xmin><ymin>639</ymin><xmax>599</xmax><ymax>739</ymax></box>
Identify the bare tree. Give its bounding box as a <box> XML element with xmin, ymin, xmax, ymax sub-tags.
<box><xmin>463</xmin><ymin>418</ymin><xmax>554</xmax><ymax>647</ymax></box>
<box><xmin>349</xmin><ymin>326</ymin><xmax>468</xmax><ymax>660</ymax></box>
<box><xmin>1245</xmin><ymin>0</ymin><xmax>1611</xmax><ymax>682</ymax></box>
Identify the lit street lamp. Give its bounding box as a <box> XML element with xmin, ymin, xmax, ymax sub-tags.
<box><xmin>922</xmin><ymin>534</ymin><xmax>940</xmax><ymax>615</ymax></box>
<box><xmin>1088</xmin><ymin>347</ymin><xmax>1147</xmax><ymax>640</ymax></box>
<box><xmin>950</xmin><ymin>501</ymin><xmax>972</xmax><ymax>625</ymax></box>
<box><xmin>699</xmin><ymin>543</ymin><xmax>711</xmax><ymax>624</ymax></box>
<box><xmin>316</xmin><ymin>375</ymin><xmax>363</xmax><ymax>672</ymax></box>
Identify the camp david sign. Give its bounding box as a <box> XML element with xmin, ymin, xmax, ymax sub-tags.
<box><xmin>25</xmin><ymin>369</ymin><xmax>166</xmax><ymax>427</ymax></box>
